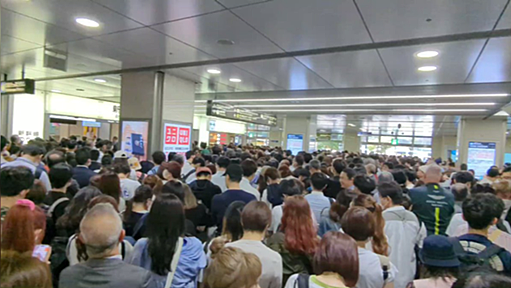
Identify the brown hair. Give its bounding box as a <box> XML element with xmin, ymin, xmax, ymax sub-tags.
<box><xmin>281</xmin><ymin>196</ymin><xmax>319</xmax><ymax>255</ymax></box>
<box><xmin>493</xmin><ymin>180</ymin><xmax>511</xmax><ymax>200</ymax></box>
<box><xmin>183</xmin><ymin>184</ymin><xmax>198</xmax><ymax>210</ymax></box>
<box><xmin>143</xmin><ymin>175</ymin><xmax>163</xmax><ymax>191</ymax></box>
<box><xmin>278</xmin><ymin>165</ymin><xmax>292</xmax><ymax>178</ymax></box>
<box><xmin>157</xmin><ymin>161</ymin><xmax>182</xmax><ymax>180</ymax></box>
<box><xmin>204</xmin><ymin>247</ymin><xmax>262</xmax><ymax>288</ymax></box>
<box><xmin>352</xmin><ymin>194</ymin><xmax>389</xmax><ymax>255</ymax></box>
<box><xmin>241</xmin><ymin>201</ymin><xmax>271</xmax><ymax>232</ymax></box>
<box><xmin>26</xmin><ymin>180</ymin><xmax>47</xmax><ymax>206</ymax></box>
<box><xmin>98</xmin><ymin>173</ymin><xmax>121</xmax><ymax>204</ymax></box>
<box><xmin>258</xmin><ymin>167</ymin><xmax>281</xmax><ymax>194</ymax></box>
<box><xmin>88</xmin><ymin>195</ymin><xmax>120</xmax><ymax>212</ymax></box>
<box><xmin>1</xmin><ymin>204</ymin><xmax>46</xmax><ymax>253</ymax></box>
<box><xmin>313</xmin><ymin>232</ymin><xmax>359</xmax><ymax>287</ymax></box>
<box><xmin>0</xmin><ymin>250</ymin><xmax>52</xmax><ymax>288</ymax></box>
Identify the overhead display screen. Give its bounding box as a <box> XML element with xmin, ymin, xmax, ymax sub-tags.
<box><xmin>287</xmin><ymin>134</ymin><xmax>304</xmax><ymax>156</ymax></box>
<box><xmin>467</xmin><ymin>142</ymin><xmax>496</xmax><ymax>180</ymax></box>
<box><xmin>163</xmin><ymin>122</ymin><xmax>191</xmax><ymax>156</ymax></box>
<box><xmin>207</xmin><ymin>100</ymin><xmax>277</xmax><ymax>126</ymax></box>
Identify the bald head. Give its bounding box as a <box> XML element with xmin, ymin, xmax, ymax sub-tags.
<box><xmin>79</xmin><ymin>203</ymin><xmax>123</xmax><ymax>258</ymax></box>
<box><xmin>424</xmin><ymin>165</ymin><xmax>442</xmax><ymax>184</ymax></box>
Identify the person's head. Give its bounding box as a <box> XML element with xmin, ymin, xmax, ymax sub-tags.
<box><xmin>452</xmin><ymin>183</ymin><xmax>469</xmax><ymax>202</ymax></box>
<box><xmin>0</xmin><ymin>250</ymin><xmax>52</xmax><ymax>288</ymax></box>
<box><xmin>98</xmin><ymin>173</ymin><xmax>121</xmax><ymax>204</ymax></box>
<box><xmin>216</xmin><ymin>156</ymin><xmax>230</xmax><ymax>171</ymax></box>
<box><xmin>183</xmin><ymin>184</ymin><xmax>198</xmax><ymax>210</ymax></box>
<box><xmin>151</xmin><ymin>151</ymin><xmax>166</xmax><ymax>166</ymax></box>
<box><xmin>331</xmin><ymin>158</ymin><xmax>346</xmax><ymax>176</ymax></box>
<box><xmin>88</xmin><ymin>194</ymin><xmax>120</xmax><ymax>212</ymax></box>
<box><xmin>113</xmin><ymin>161</ymin><xmax>131</xmax><ymax>177</ymax></box>
<box><xmin>75</xmin><ymin>147</ymin><xmax>92</xmax><ymax>166</ymax></box>
<box><xmin>1</xmin><ymin>166</ymin><xmax>35</xmax><ymax>202</ymax></box>
<box><xmin>56</xmin><ymin>186</ymin><xmax>102</xmax><ymax>232</ymax></box>
<box><xmin>78</xmin><ymin>203</ymin><xmax>124</xmax><ymax>259</ymax></box>
<box><xmin>419</xmin><ymin>235</ymin><xmax>460</xmax><ymax>280</ymax></box>
<box><xmin>379</xmin><ymin>182</ymin><xmax>404</xmax><ymax>209</ymax></box>
<box><xmin>241</xmin><ymin>201</ymin><xmax>271</xmax><ymax>235</ymax></box>
<box><xmin>49</xmin><ymin>163</ymin><xmax>73</xmax><ymax>190</ymax></box>
<box><xmin>453</xmin><ymin>171</ymin><xmax>475</xmax><ymax>189</ymax></box>
<box><xmin>293</xmin><ymin>155</ymin><xmax>304</xmax><ymax>167</ymax></box>
<box><xmin>1</xmin><ymin>200</ymin><xmax>47</xmax><ymax>252</ymax></box>
<box><xmin>493</xmin><ymin>180</ymin><xmax>511</xmax><ymax>214</ymax></box>
<box><xmin>142</xmin><ymin>175</ymin><xmax>163</xmax><ymax>191</ymax></box>
<box><xmin>25</xmin><ymin>180</ymin><xmax>47</xmax><ymax>206</ymax></box>
<box><xmin>365</xmin><ymin>163</ymin><xmax>376</xmax><ymax>176</ymax></box>
<box><xmin>405</xmin><ymin>169</ymin><xmax>417</xmax><ymax>184</ymax></box>
<box><xmin>328</xmin><ymin>189</ymin><xmax>354</xmax><ymax>224</ymax></box>
<box><xmin>146</xmin><ymin>193</ymin><xmax>185</xmax><ymax>276</ymax></box>
<box><xmin>310</xmin><ymin>172</ymin><xmax>328</xmax><ymax>191</ymax></box>
<box><xmin>101</xmin><ymin>154</ymin><xmax>113</xmax><ymax>168</ymax></box>
<box><xmin>171</xmin><ymin>154</ymin><xmax>184</xmax><ymax>166</ymax></box>
<box><xmin>341</xmin><ymin>206</ymin><xmax>375</xmax><ymax>243</ymax></box>
<box><xmin>309</xmin><ymin>159</ymin><xmax>321</xmax><ymax>173</ymax></box>
<box><xmin>391</xmin><ymin>170</ymin><xmax>407</xmax><ymax>186</ymax></box>
<box><xmin>45</xmin><ymin>150</ymin><xmax>65</xmax><ymax>168</ymax></box>
<box><xmin>424</xmin><ymin>165</ymin><xmax>442</xmax><ymax>184</ymax></box>
<box><xmin>353</xmin><ymin>174</ymin><xmax>376</xmax><ymax>194</ymax></box>
<box><xmin>196</xmin><ymin>167</ymin><xmax>213</xmax><ymax>180</ymax></box>
<box><xmin>340</xmin><ymin>168</ymin><xmax>356</xmax><ymax>189</ymax></box>
<box><xmin>192</xmin><ymin>157</ymin><xmax>206</xmax><ymax>169</ymax></box>
<box><xmin>501</xmin><ymin>166</ymin><xmax>511</xmax><ymax>180</ymax></box>
<box><xmin>225</xmin><ymin>164</ymin><xmax>243</xmax><ymax>187</ymax></box>
<box><xmin>264</xmin><ymin>167</ymin><xmax>280</xmax><ymax>185</ymax></box>
<box><xmin>352</xmin><ymin>194</ymin><xmax>388</xmax><ymax>255</ymax></box>
<box><xmin>462</xmin><ymin>193</ymin><xmax>504</xmax><ymax>230</ymax></box>
<box><xmin>160</xmin><ymin>180</ymin><xmax>186</xmax><ymax>203</ymax></box>
<box><xmin>203</xmin><ymin>247</ymin><xmax>261</xmax><ymax>288</ymax></box>
<box><xmin>460</xmin><ymin>163</ymin><xmax>468</xmax><ymax>171</ymax></box>
<box><xmin>313</xmin><ymin>232</ymin><xmax>359</xmax><ymax>287</ymax></box>
<box><xmin>378</xmin><ymin>171</ymin><xmax>395</xmax><ymax>184</ymax></box>
<box><xmin>486</xmin><ymin>167</ymin><xmax>500</xmax><ymax>179</ymax></box>
<box><xmin>157</xmin><ymin>161</ymin><xmax>182</xmax><ymax>181</ymax></box>
<box><xmin>280</xmin><ymin>178</ymin><xmax>304</xmax><ymax>197</ymax></box>
<box><xmin>281</xmin><ymin>195</ymin><xmax>318</xmax><ymax>255</ymax></box>
<box><xmin>241</xmin><ymin>159</ymin><xmax>257</xmax><ymax>180</ymax></box>
<box><xmin>221</xmin><ymin>201</ymin><xmax>246</xmax><ymax>241</ymax></box>
<box><xmin>90</xmin><ymin>149</ymin><xmax>100</xmax><ymax>162</ymax></box>
<box><xmin>131</xmin><ymin>185</ymin><xmax>153</xmax><ymax>210</ymax></box>
<box><xmin>20</xmin><ymin>145</ymin><xmax>45</xmax><ymax>163</ymax></box>
<box><xmin>382</xmin><ymin>161</ymin><xmax>394</xmax><ymax>171</ymax></box>
<box><xmin>453</xmin><ymin>274</ymin><xmax>511</xmax><ymax>288</ymax></box>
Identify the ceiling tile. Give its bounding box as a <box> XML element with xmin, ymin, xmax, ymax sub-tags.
<box><xmin>296</xmin><ymin>50</ymin><xmax>392</xmax><ymax>88</ymax></box>
<box><xmin>151</xmin><ymin>10</ymin><xmax>283</xmax><ymax>58</ymax></box>
<box><xmin>232</xmin><ymin>0</ymin><xmax>371</xmax><ymax>51</ymax></box>
<box><xmin>216</xmin><ymin>0</ymin><xmax>269</xmax><ymax>8</ymax></box>
<box><xmin>1</xmin><ymin>0</ymin><xmax>143</xmax><ymax>37</ymax></box>
<box><xmin>0</xmin><ymin>35</ymin><xmax>41</xmax><ymax>55</ymax></box>
<box><xmin>1</xmin><ymin>9</ymin><xmax>86</xmax><ymax>46</ymax></box>
<box><xmin>93</xmin><ymin>28</ymin><xmax>215</xmax><ymax>64</ymax></box>
<box><xmin>466</xmin><ymin>37</ymin><xmax>511</xmax><ymax>83</ymax></box>
<box><xmin>497</xmin><ymin>4</ymin><xmax>511</xmax><ymax>29</ymax></box>
<box><xmin>379</xmin><ymin>40</ymin><xmax>485</xmax><ymax>86</ymax></box>
<box><xmin>356</xmin><ymin>0</ymin><xmax>508</xmax><ymax>42</ymax></box>
<box><xmin>93</xmin><ymin>0</ymin><xmax>224</xmax><ymax>25</ymax></box>
<box><xmin>235</xmin><ymin>58</ymin><xmax>334</xmax><ymax>90</ymax></box>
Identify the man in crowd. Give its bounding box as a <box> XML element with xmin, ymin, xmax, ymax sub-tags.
<box><xmin>1</xmin><ymin>144</ymin><xmax>51</xmax><ymax>191</ymax></box>
<box><xmin>240</xmin><ymin>159</ymin><xmax>261</xmax><ymax>200</ymax></box>
<box><xmin>305</xmin><ymin>172</ymin><xmax>332</xmax><ymax>222</ymax></box>
<box><xmin>211</xmin><ymin>156</ymin><xmax>230</xmax><ymax>192</ymax></box>
<box><xmin>479</xmin><ymin>167</ymin><xmax>500</xmax><ymax>185</ymax></box>
<box><xmin>184</xmin><ymin>157</ymin><xmax>205</xmax><ymax>184</ymax></box>
<box><xmin>89</xmin><ymin>149</ymin><xmax>101</xmax><ymax>171</ymax></box>
<box><xmin>339</xmin><ymin>167</ymin><xmax>356</xmax><ymax>192</ymax></box>
<box><xmin>188</xmin><ymin>167</ymin><xmax>222</xmax><ymax>210</ymax></box>
<box><xmin>147</xmin><ymin>151</ymin><xmax>166</xmax><ymax>176</ymax></box>
<box><xmin>72</xmin><ymin>147</ymin><xmax>97</xmax><ymax>188</ymax></box>
<box><xmin>45</xmin><ymin>163</ymin><xmax>74</xmax><ymax>222</ymax></box>
<box><xmin>308</xmin><ymin>159</ymin><xmax>321</xmax><ymax>175</ymax></box>
<box><xmin>324</xmin><ymin>158</ymin><xmax>345</xmax><ymax>198</ymax></box>
<box><xmin>290</xmin><ymin>154</ymin><xmax>304</xmax><ymax>172</ymax></box>
<box><xmin>114</xmin><ymin>162</ymin><xmax>141</xmax><ymax>201</ymax></box>
<box><xmin>0</xmin><ymin>166</ymin><xmax>34</xmax><ymax>222</ymax></box>
<box><xmin>59</xmin><ymin>204</ymin><xmax>156</xmax><ymax>288</ymax></box>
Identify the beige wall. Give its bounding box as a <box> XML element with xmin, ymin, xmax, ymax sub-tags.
<box><xmin>432</xmin><ymin>135</ymin><xmax>457</xmax><ymax>160</ymax></box>
<box><xmin>344</xmin><ymin>131</ymin><xmax>361</xmax><ymax>153</ymax></box>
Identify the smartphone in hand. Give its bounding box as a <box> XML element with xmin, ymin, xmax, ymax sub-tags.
<box><xmin>32</xmin><ymin>244</ymin><xmax>52</xmax><ymax>262</ymax></box>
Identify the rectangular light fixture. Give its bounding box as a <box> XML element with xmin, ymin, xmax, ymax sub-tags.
<box><xmin>232</xmin><ymin>102</ymin><xmax>496</xmax><ymax>108</ymax></box>
<box><xmin>254</xmin><ymin>109</ymin><xmax>487</xmax><ymax>112</ymax></box>
<box><xmin>348</xmin><ymin>123</ymin><xmax>356</xmax><ymax>127</ymax></box>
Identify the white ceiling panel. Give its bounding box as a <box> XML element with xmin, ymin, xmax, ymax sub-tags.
<box><xmin>356</xmin><ymin>0</ymin><xmax>508</xmax><ymax>42</ymax></box>
<box><xmin>466</xmin><ymin>37</ymin><xmax>511</xmax><ymax>83</ymax></box>
<box><xmin>297</xmin><ymin>50</ymin><xmax>392</xmax><ymax>88</ymax></box>
<box><xmin>217</xmin><ymin>0</ymin><xmax>270</xmax><ymax>9</ymax></box>
<box><xmin>496</xmin><ymin>4</ymin><xmax>511</xmax><ymax>29</ymax></box>
<box><xmin>379</xmin><ymin>40</ymin><xmax>485</xmax><ymax>86</ymax></box>
<box><xmin>235</xmin><ymin>58</ymin><xmax>334</xmax><ymax>90</ymax></box>
<box><xmin>93</xmin><ymin>28</ymin><xmax>215</xmax><ymax>64</ymax></box>
<box><xmin>1</xmin><ymin>9</ymin><xmax>86</xmax><ymax>46</ymax></box>
<box><xmin>151</xmin><ymin>10</ymin><xmax>283</xmax><ymax>58</ymax></box>
<box><xmin>93</xmin><ymin>0</ymin><xmax>224</xmax><ymax>26</ymax></box>
<box><xmin>232</xmin><ymin>0</ymin><xmax>371</xmax><ymax>51</ymax></box>
<box><xmin>0</xmin><ymin>35</ymin><xmax>40</xmax><ymax>55</ymax></box>
<box><xmin>1</xmin><ymin>0</ymin><xmax>143</xmax><ymax>37</ymax></box>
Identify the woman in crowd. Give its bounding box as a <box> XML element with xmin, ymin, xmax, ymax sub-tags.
<box><xmin>1</xmin><ymin>200</ymin><xmax>47</xmax><ymax>254</ymax></box>
<box><xmin>270</xmin><ymin>178</ymin><xmax>306</xmax><ymax>233</ymax></box>
<box><xmin>267</xmin><ymin>195</ymin><xmax>318</xmax><ymax>284</ymax></box>
<box><xmin>342</xmin><ymin>207</ymin><xmax>397</xmax><ymax>288</ymax></box>
<box><xmin>56</xmin><ymin>186</ymin><xmax>102</xmax><ymax>238</ymax></box>
<box><xmin>408</xmin><ymin>235</ymin><xmax>459</xmax><ymax>288</ymax></box>
<box><xmin>123</xmin><ymin>185</ymin><xmax>153</xmax><ymax>237</ymax></box>
<box><xmin>143</xmin><ymin>175</ymin><xmax>163</xmax><ymax>193</ymax></box>
<box><xmin>157</xmin><ymin>161</ymin><xmax>182</xmax><ymax>183</ymax></box>
<box><xmin>0</xmin><ymin>250</ymin><xmax>52</xmax><ymax>288</ymax></box>
<box><xmin>352</xmin><ymin>194</ymin><xmax>389</xmax><ymax>256</ymax></box>
<box><xmin>260</xmin><ymin>167</ymin><xmax>283</xmax><ymax>208</ymax></box>
<box><xmin>318</xmin><ymin>189</ymin><xmax>353</xmax><ymax>237</ymax></box>
<box><xmin>127</xmin><ymin>193</ymin><xmax>206</xmax><ymax>288</ymax></box>
<box><xmin>183</xmin><ymin>183</ymin><xmax>210</xmax><ymax>241</ymax></box>
<box><xmin>203</xmin><ymin>247</ymin><xmax>262</xmax><ymax>288</ymax></box>
<box><xmin>285</xmin><ymin>232</ymin><xmax>359</xmax><ymax>288</ymax></box>
<box><xmin>278</xmin><ymin>165</ymin><xmax>293</xmax><ymax>179</ymax></box>
<box><xmin>98</xmin><ymin>173</ymin><xmax>124</xmax><ymax>210</ymax></box>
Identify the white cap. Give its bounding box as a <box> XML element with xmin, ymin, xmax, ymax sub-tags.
<box><xmin>114</xmin><ymin>150</ymin><xmax>131</xmax><ymax>159</ymax></box>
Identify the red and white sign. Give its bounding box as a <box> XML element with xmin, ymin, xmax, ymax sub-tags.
<box><xmin>163</xmin><ymin>123</ymin><xmax>191</xmax><ymax>155</ymax></box>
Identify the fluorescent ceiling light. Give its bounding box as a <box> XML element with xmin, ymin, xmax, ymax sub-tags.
<box><xmin>195</xmin><ymin>93</ymin><xmax>508</xmax><ymax>103</ymax></box>
<box><xmin>348</xmin><ymin>123</ymin><xmax>356</xmax><ymax>127</ymax></box>
<box><xmin>75</xmin><ymin>18</ymin><xmax>100</xmax><ymax>28</ymax></box>
<box><xmin>234</xmin><ymin>102</ymin><xmax>495</xmax><ymax>108</ymax></box>
<box><xmin>229</xmin><ymin>78</ymin><xmax>242</xmax><ymax>83</ymax></box>
<box><xmin>207</xmin><ymin>69</ymin><xmax>221</xmax><ymax>74</ymax></box>
<box><xmin>94</xmin><ymin>78</ymin><xmax>107</xmax><ymax>83</ymax></box>
<box><xmin>418</xmin><ymin>66</ymin><xmax>437</xmax><ymax>72</ymax></box>
<box><xmin>254</xmin><ymin>109</ymin><xmax>487</xmax><ymax>112</ymax></box>
<box><xmin>49</xmin><ymin>115</ymin><xmax>96</xmax><ymax>122</ymax></box>
<box><xmin>51</xmin><ymin>89</ymin><xmax>61</xmax><ymax>93</ymax></box>
<box><xmin>416</xmin><ymin>51</ymin><xmax>439</xmax><ymax>58</ymax></box>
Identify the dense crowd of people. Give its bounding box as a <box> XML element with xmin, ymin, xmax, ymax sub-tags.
<box><xmin>1</xmin><ymin>134</ymin><xmax>511</xmax><ymax>288</ymax></box>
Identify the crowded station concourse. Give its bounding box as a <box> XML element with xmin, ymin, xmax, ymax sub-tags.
<box><xmin>2</xmin><ymin>1</ymin><xmax>511</xmax><ymax>288</ymax></box>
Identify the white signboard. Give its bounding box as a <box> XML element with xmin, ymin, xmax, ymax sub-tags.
<box><xmin>467</xmin><ymin>142</ymin><xmax>496</xmax><ymax>180</ymax></box>
<box><xmin>163</xmin><ymin>122</ymin><xmax>192</xmax><ymax>156</ymax></box>
<box><xmin>287</xmin><ymin>134</ymin><xmax>303</xmax><ymax>156</ymax></box>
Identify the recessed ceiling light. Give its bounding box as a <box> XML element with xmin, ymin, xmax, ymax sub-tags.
<box><xmin>229</xmin><ymin>78</ymin><xmax>242</xmax><ymax>83</ymax></box>
<box><xmin>348</xmin><ymin>123</ymin><xmax>356</xmax><ymax>127</ymax></box>
<box><xmin>51</xmin><ymin>89</ymin><xmax>61</xmax><ymax>93</ymax></box>
<box><xmin>418</xmin><ymin>66</ymin><xmax>437</xmax><ymax>72</ymax></box>
<box><xmin>416</xmin><ymin>51</ymin><xmax>439</xmax><ymax>58</ymax></box>
<box><xmin>207</xmin><ymin>69</ymin><xmax>221</xmax><ymax>74</ymax></box>
<box><xmin>75</xmin><ymin>18</ymin><xmax>100</xmax><ymax>28</ymax></box>
<box><xmin>76</xmin><ymin>88</ymin><xmax>85</xmax><ymax>92</ymax></box>
<box><xmin>217</xmin><ymin>39</ymin><xmax>235</xmax><ymax>46</ymax></box>
<box><xmin>94</xmin><ymin>78</ymin><xmax>107</xmax><ymax>83</ymax></box>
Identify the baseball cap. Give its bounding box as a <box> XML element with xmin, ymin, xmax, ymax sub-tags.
<box><xmin>196</xmin><ymin>167</ymin><xmax>212</xmax><ymax>176</ymax></box>
<box><xmin>114</xmin><ymin>150</ymin><xmax>130</xmax><ymax>159</ymax></box>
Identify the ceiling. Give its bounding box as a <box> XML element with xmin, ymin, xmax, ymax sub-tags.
<box><xmin>1</xmin><ymin>0</ymin><xmax>511</xmax><ymax>137</ymax></box>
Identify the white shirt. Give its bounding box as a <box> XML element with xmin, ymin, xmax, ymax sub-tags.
<box><xmin>240</xmin><ymin>178</ymin><xmax>261</xmax><ymax>200</ymax></box>
<box><xmin>211</xmin><ymin>171</ymin><xmax>228</xmax><ymax>192</ymax></box>
<box><xmin>120</xmin><ymin>178</ymin><xmax>141</xmax><ymax>201</ymax></box>
<box><xmin>182</xmin><ymin>161</ymin><xmax>194</xmax><ymax>177</ymax></box>
<box><xmin>357</xmin><ymin>247</ymin><xmax>398</xmax><ymax>288</ymax></box>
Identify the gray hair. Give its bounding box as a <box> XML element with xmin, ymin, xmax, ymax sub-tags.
<box><xmin>309</xmin><ymin>159</ymin><xmax>321</xmax><ymax>171</ymax></box>
<box><xmin>80</xmin><ymin>203</ymin><xmax>122</xmax><ymax>258</ymax></box>
<box><xmin>378</xmin><ymin>171</ymin><xmax>395</xmax><ymax>184</ymax></box>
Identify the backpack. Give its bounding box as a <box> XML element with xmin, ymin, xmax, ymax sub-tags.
<box><xmin>47</xmin><ymin>197</ymin><xmax>70</xmax><ymax>219</ymax></box>
<box><xmin>294</xmin><ymin>274</ymin><xmax>310</xmax><ymax>288</ymax></box>
<box><xmin>50</xmin><ymin>236</ymin><xmax>70</xmax><ymax>286</ymax></box>
<box><xmin>450</xmin><ymin>238</ymin><xmax>505</xmax><ymax>274</ymax></box>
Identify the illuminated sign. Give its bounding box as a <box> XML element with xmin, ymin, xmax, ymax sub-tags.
<box><xmin>1</xmin><ymin>79</ymin><xmax>35</xmax><ymax>95</ymax></box>
<box><xmin>207</xmin><ymin>100</ymin><xmax>277</xmax><ymax>126</ymax></box>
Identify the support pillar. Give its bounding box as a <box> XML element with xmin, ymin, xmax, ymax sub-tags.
<box><xmin>343</xmin><ymin>130</ymin><xmax>361</xmax><ymax>153</ymax></box>
<box><xmin>283</xmin><ymin>116</ymin><xmax>316</xmax><ymax>153</ymax></box>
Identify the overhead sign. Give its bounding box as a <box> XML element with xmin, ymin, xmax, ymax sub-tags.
<box><xmin>287</xmin><ymin>134</ymin><xmax>303</xmax><ymax>156</ymax></box>
<box><xmin>467</xmin><ymin>142</ymin><xmax>496</xmax><ymax>180</ymax></box>
<box><xmin>391</xmin><ymin>138</ymin><xmax>399</xmax><ymax>145</ymax></box>
<box><xmin>1</xmin><ymin>79</ymin><xmax>35</xmax><ymax>95</ymax></box>
<box><xmin>163</xmin><ymin>123</ymin><xmax>191</xmax><ymax>156</ymax></box>
<box><xmin>207</xmin><ymin>100</ymin><xmax>277</xmax><ymax>126</ymax></box>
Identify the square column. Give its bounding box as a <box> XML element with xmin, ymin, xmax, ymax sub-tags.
<box><xmin>283</xmin><ymin>116</ymin><xmax>317</xmax><ymax>153</ymax></box>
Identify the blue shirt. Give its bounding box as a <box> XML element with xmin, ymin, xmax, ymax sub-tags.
<box><xmin>457</xmin><ymin>233</ymin><xmax>511</xmax><ymax>275</ymax></box>
<box><xmin>211</xmin><ymin>189</ymin><xmax>257</xmax><ymax>228</ymax></box>
<box><xmin>147</xmin><ymin>165</ymin><xmax>159</xmax><ymax>176</ymax></box>
<box><xmin>1</xmin><ymin>157</ymin><xmax>51</xmax><ymax>191</ymax></box>
<box><xmin>304</xmin><ymin>191</ymin><xmax>332</xmax><ymax>223</ymax></box>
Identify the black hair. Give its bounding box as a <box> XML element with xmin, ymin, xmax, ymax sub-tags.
<box><xmin>49</xmin><ymin>163</ymin><xmax>73</xmax><ymax>189</ymax></box>
<box><xmin>0</xmin><ymin>167</ymin><xmax>35</xmax><ymax>197</ymax></box>
<box><xmin>216</xmin><ymin>157</ymin><xmax>230</xmax><ymax>169</ymax></box>
<box><xmin>383</xmin><ymin>162</ymin><xmax>394</xmax><ymax>170</ymax></box>
<box><xmin>45</xmin><ymin>150</ymin><xmax>66</xmax><ymax>168</ymax></box>
<box><xmin>223</xmin><ymin>201</ymin><xmax>246</xmax><ymax>241</ymax></box>
<box><xmin>240</xmin><ymin>152</ymin><xmax>252</xmax><ymax>161</ymax></box>
<box><xmin>462</xmin><ymin>193</ymin><xmax>504</xmax><ymax>230</ymax></box>
<box><xmin>1</xmin><ymin>136</ymin><xmax>9</xmax><ymax>151</ymax></box>
<box><xmin>452</xmin><ymin>273</ymin><xmax>511</xmax><ymax>288</ymax></box>
<box><xmin>310</xmin><ymin>173</ymin><xmax>328</xmax><ymax>190</ymax></box>
<box><xmin>353</xmin><ymin>164</ymin><xmax>367</xmax><ymax>175</ymax></box>
<box><xmin>56</xmin><ymin>186</ymin><xmax>102</xmax><ymax>232</ymax></box>
<box><xmin>486</xmin><ymin>167</ymin><xmax>500</xmax><ymax>178</ymax></box>
<box><xmin>342</xmin><ymin>168</ymin><xmax>356</xmax><ymax>180</ymax></box>
<box><xmin>101</xmin><ymin>154</ymin><xmax>113</xmax><ymax>167</ymax></box>
<box><xmin>280</xmin><ymin>178</ymin><xmax>304</xmax><ymax>196</ymax></box>
<box><xmin>309</xmin><ymin>159</ymin><xmax>321</xmax><ymax>171</ymax></box>
<box><xmin>460</xmin><ymin>163</ymin><xmax>468</xmax><ymax>171</ymax></box>
<box><xmin>401</xmin><ymin>194</ymin><xmax>412</xmax><ymax>210</ymax></box>
<box><xmin>21</xmin><ymin>145</ymin><xmax>46</xmax><ymax>157</ymax></box>
<box><xmin>391</xmin><ymin>170</ymin><xmax>407</xmax><ymax>186</ymax></box>
<box><xmin>146</xmin><ymin>193</ymin><xmax>185</xmax><ymax>276</ymax></box>
<box><xmin>170</xmin><ymin>154</ymin><xmax>183</xmax><ymax>165</ymax></box>
<box><xmin>161</xmin><ymin>181</ymin><xmax>185</xmax><ymax>203</ymax></box>
<box><xmin>75</xmin><ymin>147</ymin><xmax>91</xmax><ymax>166</ymax></box>
<box><xmin>378</xmin><ymin>182</ymin><xmax>403</xmax><ymax>205</ymax></box>
<box><xmin>192</xmin><ymin>157</ymin><xmax>205</xmax><ymax>167</ymax></box>
<box><xmin>113</xmin><ymin>162</ymin><xmax>131</xmax><ymax>175</ymax></box>
<box><xmin>67</xmin><ymin>141</ymin><xmax>77</xmax><ymax>150</ymax></box>
<box><xmin>185</xmin><ymin>150</ymin><xmax>194</xmax><ymax>160</ymax></box>
<box><xmin>294</xmin><ymin>167</ymin><xmax>310</xmax><ymax>178</ymax></box>
<box><xmin>452</xmin><ymin>184</ymin><xmax>469</xmax><ymax>202</ymax></box>
<box><xmin>124</xmin><ymin>185</ymin><xmax>153</xmax><ymax>222</ymax></box>
<box><xmin>353</xmin><ymin>175</ymin><xmax>376</xmax><ymax>194</ymax></box>
<box><xmin>303</xmin><ymin>153</ymin><xmax>312</xmax><ymax>164</ymax></box>
<box><xmin>294</xmin><ymin>155</ymin><xmax>304</xmax><ymax>166</ymax></box>
<box><xmin>241</xmin><ymin>159</ymin><xmax>257</xmax><ymax>177</ymax></box>
<box><xmin>332</xmin><ymin>159</ymin><xmax>346</xmax><ymax>175</ymax></box>
<box><xmin>90</xmin><ymin>149</ymin><xmax>100</xmax><ymax>161</ymax></box>
<box><xmin>454</xmin><ymin>171</ymin><xmax>474</xmax><ymax>185</ymax></box>
<box><xmin>422</xmin><ymin>265</ymin><xmax>459</xmax><ymax>280</ymax></box>
<box><xmin>226</xmin><ymin>164</ymin><xmax>243</xmax><ymax>183</ymax></box>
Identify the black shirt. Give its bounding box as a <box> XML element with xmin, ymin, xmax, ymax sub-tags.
<box><xmin>324</xmin><ymin>176</ymin><xmax>341</xmax><ymax>199</ymax></box>
<box><xmin>189</xmin><ymin>180</ymin><xmax>222</xmax><ymax>210</ymax></box>
<box><xmin>43</xmin><ymin>191</ymin><xmax>71</xmax><ymax>221</ymax></box>
<box><xmin>123</xmin><ymin>211</ymin><xmax>147</xmax><ymax>237</ymax></box>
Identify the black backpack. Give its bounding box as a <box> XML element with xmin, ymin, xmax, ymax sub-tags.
<box><xmin>50</xmin><ymin>236</ymin><xmax>70</xmax><ymax>287</ymax></box>
<box><xmin>451</xmin><ymin>238</ymin><xmax>505</xmax><ymax>274</ymax></box>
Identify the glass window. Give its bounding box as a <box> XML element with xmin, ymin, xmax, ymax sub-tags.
<box><xmin>368</xmin><ymin>136</ymin><xmax>380</xmax><ymax>143</ymax></box>
<box><xmin>414</xmin><ymin>137</ymin><xmax>432</xmax><ymax>145</ymax></box>
<box><xmin>397</xmin><ymin>137</ymin><xmax>413</xmax><ymax>145</ymax></box>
